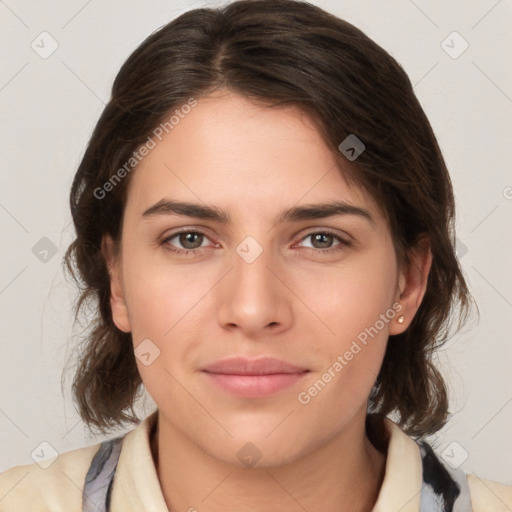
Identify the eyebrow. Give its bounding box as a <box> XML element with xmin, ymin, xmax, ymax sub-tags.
<box><xmin>141</xmin><ymin>199</ymin><xmax>374</xmax><ymax>226</ymax></box>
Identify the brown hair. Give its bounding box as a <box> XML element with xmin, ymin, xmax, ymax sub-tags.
<box><xmin>62</xmin><ymin>0</ymin><xmax>476</xmax><ymax>438</ymax></box>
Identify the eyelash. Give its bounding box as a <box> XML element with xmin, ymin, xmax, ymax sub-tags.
<box><xmin>160</xmin><ymin>228</ymin><xmax>352</xmax><ymax>257</ymax></box>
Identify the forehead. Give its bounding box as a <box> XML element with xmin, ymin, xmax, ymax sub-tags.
<box><xmin>124</xmin><ymin>91</ymin><xmax>381</xmax><ymax>225</ymax></box>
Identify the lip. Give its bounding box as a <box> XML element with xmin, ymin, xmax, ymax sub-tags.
<box><xmin>201</xmin><ymin>356</ymin><xmax>308</xmax><ymax>375</ymax></box>
<box><xmin>201</xmin><ymin>357</ymin><xmax>310</xmax><ymax>398</ymax></box>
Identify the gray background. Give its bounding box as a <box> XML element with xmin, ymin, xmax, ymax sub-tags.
<box><xmin>1</xmin><ymin>0</ymin><xmax>511</xmax><ymax>486</ymax></box>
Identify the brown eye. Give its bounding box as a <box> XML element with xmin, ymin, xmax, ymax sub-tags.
<box><xmin>297</xmin><ymin>230</ymin><xmax>352</xmax><ymax>255</ymax></box>
<box><xmin>177</xmin><ymin>232</ymin><xmax>204</xmax><ymax>249</ymax></box>
<box><xmin>161</xmin><ymin>230</ymin><xmax>212</xmax><ymax>255</ymax></box>
<box><xmin>310</xmin><ymin>233</ymin><xmax>335</xmax><ymax>249</ymax></box>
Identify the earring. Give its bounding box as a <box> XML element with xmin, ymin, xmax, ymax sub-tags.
<box><xmin>397</xmin><ymin>315</ymin><xmax>405</xmax><ymax>324</ymax></box>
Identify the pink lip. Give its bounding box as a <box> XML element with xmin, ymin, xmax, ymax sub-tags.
<box><xmin>201</xmin><ymin>357</ymin><xmax>309</xmax><ymax>398</ymax></box>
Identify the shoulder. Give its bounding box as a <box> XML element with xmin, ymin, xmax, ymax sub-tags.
<box><xmin>467</xmin><ymin>473</ymin><xmax>512</xmax><ymax>512</ymax></box>
<box><xmin>0</xmin><ymin>442</ymin><xmax>101</xmax><ymax>512</ymax></box>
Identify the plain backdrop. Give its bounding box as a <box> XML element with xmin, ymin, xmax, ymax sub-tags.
<box><xmin>0</xmin><ymin>0</ymin><xmax>511</xmax><ymax>485</ymax></box>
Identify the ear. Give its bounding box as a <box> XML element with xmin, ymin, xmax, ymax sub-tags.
<box><xmin>388</xmin><ymin>235</ymin><xmax>432</xmax><ymax>335</ymax></box>
<box><xmin>101</xmin><ymin>234</ymin><xmax>131</xmax><ymax>333</ymax></box>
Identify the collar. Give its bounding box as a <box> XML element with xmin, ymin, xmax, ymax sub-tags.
<box><xmin>107</xmin><ymin>411</ymin><xmax>445</xmax><ymax>512</ymax></box>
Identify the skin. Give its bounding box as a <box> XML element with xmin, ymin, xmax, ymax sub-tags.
<box><xmin>103</xmin><ymin>90</ymin><xmax>432</xmax><ymax>512</ymax></box>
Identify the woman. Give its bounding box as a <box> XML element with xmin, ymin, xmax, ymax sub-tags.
<box><xmin>1</xmin><ymin>1</ymin><xmax>510</xmax><ymax>510</ymax></box>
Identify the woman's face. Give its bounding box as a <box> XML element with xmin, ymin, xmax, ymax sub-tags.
<box><xmin>105</xmin><ymin>91</ymin><xmax>417</xmax><ymax>466</ymax></box>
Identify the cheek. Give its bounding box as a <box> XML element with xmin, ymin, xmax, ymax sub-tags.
<box><xmin>121</xmin><ymin>243</ymin><xmax>209</xmax><ymax>338</ymax></box>
<box><xmin>121</xmin><ymin>249</ymin><xmax>216</xmax><ymax>386</ymax></box>
<box><xmin>122</xmin><ymin>257</ymin><xmax>208</xmax><ymax>407</ymax></box>
<box><xmin>292</xmin><ymin>249</ymin><xmax>397</xmax><ymax>397</ymax></box>
<box><xmin>293</xmin><ymin>249</ymin><xmax>397</xmax><ymax>342</ymax></box>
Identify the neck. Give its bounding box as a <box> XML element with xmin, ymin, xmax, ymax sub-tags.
<box><xmin>150</xmin><ymin>409</ymin><xmax>387</xmax><ymax>512</ymax></box>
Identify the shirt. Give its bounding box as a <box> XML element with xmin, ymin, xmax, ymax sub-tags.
<box><xmin>1</xmin><ymin>410</ymin><xmax>511</xmax><ymax>511</ymax></box>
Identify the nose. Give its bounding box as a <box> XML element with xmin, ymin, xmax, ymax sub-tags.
<box><xmin>215</xmin><ymin>237</ymin><xmax>293</xmax><ymax>338</ymax></box>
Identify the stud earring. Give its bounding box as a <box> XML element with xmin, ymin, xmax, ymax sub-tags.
<box><xmin>397</xmin><ymin>315</ymin><xmax>405</xmax><ymax>324</ymax></box>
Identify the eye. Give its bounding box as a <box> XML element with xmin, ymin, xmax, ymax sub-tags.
<box><xmin>160</xmin><ymin>228</ymin><xmax>352</xmax><ymax>257</ymax></box>
<box><xmin>161</xmin><ymin>229</ymin><xmax>213</xmax><ymax>255</ymax></box>
<box><xmin>296</xmin><ymin>230</ymin><xmax>352</xmax><ymax>255</ymax></box>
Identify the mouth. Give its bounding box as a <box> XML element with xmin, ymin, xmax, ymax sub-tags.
<box><xmin>201</xmin><ymin>356</ymin><xmax>310</xmax><ymax>398</ymax></box>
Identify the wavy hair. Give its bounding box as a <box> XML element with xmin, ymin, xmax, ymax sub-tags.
<box><xmin>62</xmin><ymin>0</ymin><xmax>476</xmax><ymax>437</ymax></box>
